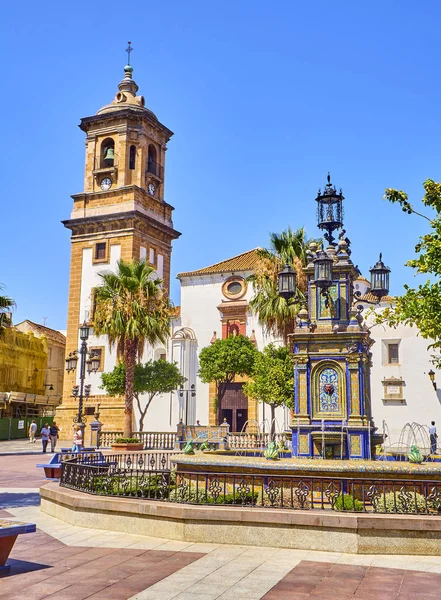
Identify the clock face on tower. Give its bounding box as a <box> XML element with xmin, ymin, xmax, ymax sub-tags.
<box><xmin>148</xmin><ymin>183</ymin><xmax>156</xmax><ymax>196</ymax></box>
<box><xmin>100</xmin><ymin>177</ymin><xmax>112</xmax><ymax>191</ymax></box>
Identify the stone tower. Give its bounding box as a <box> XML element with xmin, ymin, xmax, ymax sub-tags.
<box><xmin>57</xmin><ymin>61</ymin><xmax>180</xmax><ymax>433</ymax></box>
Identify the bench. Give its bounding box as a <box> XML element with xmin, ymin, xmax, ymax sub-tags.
<box><xmin>60</xmin><ymin>447</ymin><xmax>95</xmax><ymax>453</ymax></box>
<box><xmin>0</xmin><ymin>519</ymin><xmax>36</xmax><ymax>574</ymax></box>
<box><xmin>177</xmin><ymin>425</ymin><xmax>229</xmax><ymax>450</ymax></box>
<box><xmin>37</xmin><ymin>451</ymin><xmax>107</xmax><ymax>480</ymax></box>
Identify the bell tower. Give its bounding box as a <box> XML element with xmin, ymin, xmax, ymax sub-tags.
<box><xmin>57</xmin><ymin>50</ymin><xmax>181</xmax><ymax>432</ymax></box>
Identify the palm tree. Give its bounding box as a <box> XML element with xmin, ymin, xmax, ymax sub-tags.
<box><xmin>249</xmin><ymin>227</ymin><xmax>320</xmax><ymax>345</ymax></box>
<box><xmin>93</xmin><ymin>259</ymin><xmax>173</xmax><ymax>437</ymax></box>
<box><xmin>0</xmin><ymin>285</ymin><xmax>15</xmax><ymax>336</ymax></box>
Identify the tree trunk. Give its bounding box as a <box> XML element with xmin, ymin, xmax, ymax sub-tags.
<box><xmin>124</xmin><ymin>339</ymin><xmax>136</xmax><ymax>438</ymax></box>
<box><xmin>270</xmin><ymin>404</ymin><xmax>276</xmax><ymax>441</ymax></box>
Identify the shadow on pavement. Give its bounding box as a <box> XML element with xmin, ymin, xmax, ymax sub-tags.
<box><xmin>0</xmin><ymin>558</ymin><xmax>50</xmax><ymax>578</ymax></box>
<box><xmin>0</xmin><ymin>492</ymin><xmax>40</xmax><ymax>509</ymax></box>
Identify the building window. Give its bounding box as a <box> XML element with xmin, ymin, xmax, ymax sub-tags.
<box><xmin>129</xmin><ymin>145</ymin><xmax>136</xmax><ymax>170</ymax></box>
<box><xmin>388</xmin><ymin>343</ymin><xmax>399</xmax><ymax>364</ymax></box>
<box><xmin>85</xmin><ymin>407</ymin><xmax>95</xmax><ymax>416</ymax></box>
<box><xmin>149</xmin><ymin>248</ymin><xmax>156</xmax><ymax>266</ymax></box>
<box><xmin>90</xmin><ymin>347</ymin><xmax>104</xmax><ymax>372</ymax></box>
<box><xmin>93</xmin><ymin>242</ymin><xmax>109</xmax><ymax>264</ymax></box>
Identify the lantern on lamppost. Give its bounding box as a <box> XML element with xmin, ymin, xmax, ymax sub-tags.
<box><xmin>313</xmin><ymin>250</ymin><xmax>334</xmax><ymax>291</ymax></box>
<box><xmin>428</xmin><ymin>369</ymin><xmax>437</xmax><ymax>391</ymax></box>
<box><xmin>278</xmin><ymin>264</ymin><xmax>297</xmax><ymax>300</ymax></box>
<box><xmin>316</xmin><ymin>173</ymin><xmax>344</xmax><ymax>246</ymax></box>
<box><xmin>369</xmin><ymin>253</ymin><xmax>391</xmax><ymax>301</ymax></box>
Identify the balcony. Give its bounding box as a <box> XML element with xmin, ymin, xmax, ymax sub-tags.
<box><xmin>146</xmin><ymin>159</ymin><xmax>164</xmax><ymax>181</ymax></box>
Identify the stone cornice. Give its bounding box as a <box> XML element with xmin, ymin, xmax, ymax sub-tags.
<box><xmin>71</xmin><ymin>185</ymin><xmax>175</xmax><ymax>212</ymax></box>
<box><xmin>79</xmin><ymin>109</ymin><xmax>173</xmax><ymax>141</ymax></box>
<box><xmin>62</xmin><ymin>209</ymin><xmax>181</xmax><ymax>241</ymax></box>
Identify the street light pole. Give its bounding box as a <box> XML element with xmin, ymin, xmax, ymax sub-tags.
<box><xmin>179</xmin><ymin>384</ymin><xmax>196</xmax><ymax>425</ymax></box>
<box><xmin>66</xmin><ymin>322</ymin><xmax>101</xmax><ymax>437</ymax></box>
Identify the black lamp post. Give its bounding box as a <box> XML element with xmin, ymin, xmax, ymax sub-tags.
<box><xmin>179</xmin><ymin>384</ymin><xmax>196</xmax><ymax>425</ymax></box>
<box><xmin>428</xmin><ymin>369</ymin><xmax>437</xmax><ymax>391</ymax></box>
<box><xmin>65</xmin><ymin>321</ymin><xmax>100</xmax><ymax>428</ymax></box>
<box><xmin>369</xmin><ymin>253</ymin><xmax>391</xmax><ymax>301</ymax></box>
<box><xmin>316</xmin><ymin>173</ymin><xmax>344</xmax><ymax>246</ymax></box>
<box><xmin>278</xmin><ymin>264</ymin><xmax>296</xmax><ymax>300</ymax></box>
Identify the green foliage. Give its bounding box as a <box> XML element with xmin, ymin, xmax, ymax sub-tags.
<box><xmin>100</xmin><ymin>359</ymin><xmax>185</xmax><ymax>431</ymax></box>
<box><xmin>114</xmin><ymin>437</ymin><xmax>141</xmax><ymax>444</ymax></box>
<box><xmin>198</xmin><ymin>335</ymin><xmax>257</xmax><ymax>409</ymax></box>
<box><xmin>93</xmin><ymin>473</ymin><xmax>170</xmax><ymax>498</ymax></box>
<box><xmin>333</xmin><ymin>494</ymin><xmax>364</xmax><ymax>512</ymax></box>
<box><xmin>373</xmin><ymin>491</ymin><xmax>427</xmax><ymax>514</ymax></box>
<box><xmin>0</xmin><ymin>284</ymin><xmax>15</xmax><ymax>337</ymax></box>
<box><xmin>243</xmin><ymin>344</ymin><xmax>294</xmax><ymax>411</ymax></box>
<box><xmin>93</xmin><ymin>259</ymin><xmax>173</xmax><ymax>437</ymax></box>
<box><xmin>380</xmin><ymin>180</ymin><xmax>441</xmax><ymax>365</ymax></box>
<box><xmin>169</xmin><ymin>486</ymin><xmax>258</xmax><ymax>505</ymax></box>
<box><xmin>248</xmin><ymin>227</ymin><xmax>319</xmax><ymax>343</ymax></box>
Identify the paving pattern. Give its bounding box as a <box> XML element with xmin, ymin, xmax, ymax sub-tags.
<box><xmin>3</xmin><ymin>450</ymin><xmax>441</xmax><ymax>598</ymax></box>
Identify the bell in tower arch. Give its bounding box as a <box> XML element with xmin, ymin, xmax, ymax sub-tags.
<box><xmin>103</xmin><ymin>146</ymin><xmax>115</xmax><ymax>166</ymax></box>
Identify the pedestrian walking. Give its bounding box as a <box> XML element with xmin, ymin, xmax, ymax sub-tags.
<box><xmin>40</xmin><ymin>423</ymin><xmax>50</xmax><ymax>453</ymax></box>
<box><xmin>429</xmin><ymin>421</ymin><xmax>438</xmax><ymax>454</ymax></box>
<box><xmin>49</xmin><ymin>421</ymin><xmax>59</xmax><ymax>453</ymax></box>
<box><xmin>72</xmin><ymin>424</ymin><xmax>83</xmax><ymax>452</ymax></box>
<box><xmin>29</xmin><ymin>420</ymin><xmax>37</xmax><ymax>443</ymax></box>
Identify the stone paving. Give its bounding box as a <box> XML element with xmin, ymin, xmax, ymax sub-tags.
<box><xmin>3</xmin><ymin>455</ymin><xmax>441</xmax><ymax>598</ymax></box>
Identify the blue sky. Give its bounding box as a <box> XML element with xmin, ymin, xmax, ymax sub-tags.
<box><xmin>1</xmin><ymin>0</ymin><xmax>440</xmax><ymax>329</ymax></box>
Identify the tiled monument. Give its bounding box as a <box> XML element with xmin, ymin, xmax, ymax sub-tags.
<box><xmin>290</xmin><ymin>176</ymin><xmax>387</xmax><ymax>459</ymax></box>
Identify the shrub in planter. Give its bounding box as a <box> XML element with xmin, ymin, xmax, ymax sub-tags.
<box><xmin>93</xmin><ymin>473</ymin><xmax>170</xmax><ymax>498</ymax></box>
<box><xmin>373</xmin><ymin>491</ymin><xmax>427</xmax><ymax>514</ymax></box>
<box><xmin>333</xmin><ymin>494</ymin><xmax>364</xmax><ymax>512</ymax></box>
<box><xmin>115</xmin><ymin>437</ymin><xmax>141</xmax><ymax>444</ymax></box>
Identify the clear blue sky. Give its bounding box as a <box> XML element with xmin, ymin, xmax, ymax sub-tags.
<box><xmin>1</xmin><ymin>0</ymin><xmax>440</xmax><ymax>329</ymax></box>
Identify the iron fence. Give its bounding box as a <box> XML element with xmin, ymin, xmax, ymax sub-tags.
<box><xmin>59</xmin><ymin>454</ymin><xmax>441</xmax><ymax>515</ymax></box>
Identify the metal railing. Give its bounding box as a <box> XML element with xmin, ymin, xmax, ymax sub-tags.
<box><xmin>59</xmin><ymin>455</ymin><xmax>441</xmax><ymax>514</ymax></box>
<box><xmin>98</xmin><ymin>431</ymin><xmax>177</xmax><ymax>450</ymax></box>
<box><xmin>146</xmin><ymin>159</ymin><xmax>164</xmax><ymax>180</ymax></box>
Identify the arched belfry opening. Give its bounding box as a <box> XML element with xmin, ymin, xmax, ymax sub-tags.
<box><xmin>129</xmin><ymin>145</ymin><xmax>136</xmax><ymax>170</ymax></box>
<box><xmin>147</xmin><ymin>144</ymin><xmax>158</xmax><ymax>176</ymax></box>
<box><xmin>100</xmin><ymin>138</ymin><xmax>115</xmax><ymax>168</ymax></box>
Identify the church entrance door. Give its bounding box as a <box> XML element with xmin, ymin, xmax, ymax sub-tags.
<box><xmin>219</xmin><ymin>383</ymin><xmax>248</xmax><ymax>432</ymax></box>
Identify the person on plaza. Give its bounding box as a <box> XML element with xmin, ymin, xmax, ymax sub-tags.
<box><xmin>28</xmin><ymin>420</ymin><xmax>37</xmax><ymax>443</ymax></box>
<box><xmin>429</xmin><ymin>421</ymin><xmax>438</xmax><ymax>454</ymax></box>
<box><xmin>72</xmin><ymin>424</ymin><xmax>83</xmax><ymax>452</ymax></box>
<box><xmin>40</xmin><ymin>423</ymin><xmax>50</xmax><ymax>453</ymax></box>
<box><xmin>49</xmin><ymin>421</ymin><xmax>59</xmax><ymax>453</ymax></box>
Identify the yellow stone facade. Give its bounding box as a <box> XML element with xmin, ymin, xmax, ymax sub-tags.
<box><xmin>56</xmin><ymin>64</ymin><xmax>180</xmax><ymax>434</ymax></box>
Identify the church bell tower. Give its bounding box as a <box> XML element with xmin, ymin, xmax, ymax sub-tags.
<box><xmin>58</xmin><ymin>49</ymin><xmax>181</xmax><ymax>432</ymax></box>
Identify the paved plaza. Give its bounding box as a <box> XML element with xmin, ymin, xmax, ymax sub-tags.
<box><xmin>2</xmin><ymin>453</ymin><xmax>441</xmax><ymax>598</ymax></box>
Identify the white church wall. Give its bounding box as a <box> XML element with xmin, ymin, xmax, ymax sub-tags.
<box><xmin>77</xmin><ymin>244</ymin><xmax>121</xmax><ymax>395</ymax></box>
<box><xmin>366</xmin><ymin>311</ymin><xmax>441</xmax><ymax>446</ymax></box>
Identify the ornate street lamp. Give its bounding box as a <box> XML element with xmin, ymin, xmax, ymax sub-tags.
<box><xmin>316</xmin><ymin>173</ymin><xmax>344</xmax><ymax>246</ymax></box>
<box><xmin>65</xmin><ymin>321</ymin><xmax>101</xmax><ymax>430</ymax></box>
<box><xmin>428</xmin><ymin>369</ymin><xmax>437</xmax><ymax>391</ymax></box>
<box><xmin>179</xmin><ymin>384</ymin><xmax>196</xmax><ymax>425</ymax></box>
<box><xmin>313</xmin><ymin>250</ymin><xmax>334</xmax><ymax>291</ymax></box>
<box><xmin>369</xmin><ymin>253</ymin><xmax>391</xmax><ymax>300</ymax></box>
<box><xmin>278</xmin><ymin>264</ymin><xmax>296</xmax><ymax>300</ymax></box>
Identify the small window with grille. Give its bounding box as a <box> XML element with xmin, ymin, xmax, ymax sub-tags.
<box><xmin>388</xmin><ymin>343</ymin><xmax>399</xmax><ymax>364</ymax></box>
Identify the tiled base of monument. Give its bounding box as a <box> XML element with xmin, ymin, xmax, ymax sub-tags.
<box><xmin>41</xmin><ymin>482</ymin><xmax>441</xmax><ymax>556</ymax></box>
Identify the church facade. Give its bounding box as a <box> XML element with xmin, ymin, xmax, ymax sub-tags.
<box><xmin>57</xmin><ymin>63</ymin><xmax>440</xmax><ymax>445</ymax></box>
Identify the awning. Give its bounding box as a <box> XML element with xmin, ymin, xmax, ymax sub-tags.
<box><xmin>1</xmin><ymin>391</ymin><xmax>62</xmax><ymax>407</ymax></box>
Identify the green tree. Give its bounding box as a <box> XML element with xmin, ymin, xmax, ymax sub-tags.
<box><xmin>198</xmin><ymin>335</ymin><xmax>257</xmax><ymax>421</ymax></box>
<box><xmin>381</xmin><ymin>179</ymin><xmax>441</xmax><ymax>365</ymax></box>
<box><xmin>249</xmin><ymin>226</ymin><xmax>319</xmax><ymax>344</ymax></box>
<box><xmin>93</xmin><ymin>259</ymin><xmax>173</xmax><ymax>437</ymax></box>
<box><xmin>0</xmin><ymin>284</ymin><xmax>15</xmax><ymax>337</ymax></box>
<box><xmin>100</xmin><ymin>360</ymin><xmax>186</xmax><ymax>431</ymax></box>
<box><xmin>242</xmin><ymin>344</ymin><xmax>294</xmax><ymax>439</ymax></box>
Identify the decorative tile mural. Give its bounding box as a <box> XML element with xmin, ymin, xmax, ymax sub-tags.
<box><xmin>319</xmin><ymin>285</ymin><xmax>338</xmax><ymax>319</ymax></box>
<box><xmin>319</xmin><ymin>368</ymin><xmax>340</xmax><ymax>413</ymax></box>
<box><xmin>298</xmin><ymin>434</ymin><xmax>309</xmax><ymax>454</ymax></box>
<box><xmin>350</xmin><ymin>435</ymin><xmax>361</xmax><ymax>456</ymax></box>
